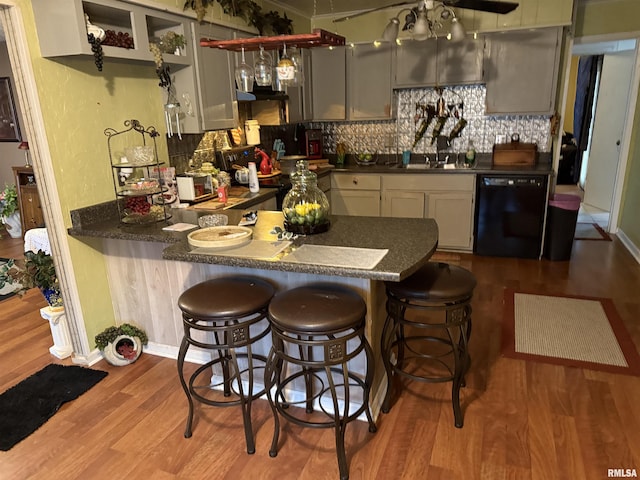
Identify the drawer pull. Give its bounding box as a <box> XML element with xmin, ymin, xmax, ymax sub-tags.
<box><xmin>352</xmin><ymin>177</ymin><xmax>358</xmax><ymax>185</ymax></box>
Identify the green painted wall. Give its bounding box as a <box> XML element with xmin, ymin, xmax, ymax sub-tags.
<box><xmin>15</xmin><ymin>0</ymin><xmax>310</xmax><ymax>350</ymax></box>
<box><xmin>575</xmin><ymin>0</ymin><xmax>640</xmax><ymax>247</ymax></box>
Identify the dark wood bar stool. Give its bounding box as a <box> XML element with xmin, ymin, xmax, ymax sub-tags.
<box><xmin>177</xmin><ymin>276</ymin><xmax>275</xmax><ymax>454</ymax></box>
<box><xmin>381</xmin><ymin>262</ymin><xmax>476</xmax><ymax>428</ymax></box>
<box><xmin>264</xmin><ymin>284</ymin><xmax>377</xmax><ymax>480</ymax></box>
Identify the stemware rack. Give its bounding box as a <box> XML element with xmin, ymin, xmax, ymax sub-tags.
<box><xmin>200</xmin><ymin>29</ymin><xmax>345</xmax><ymax>52</ymax></box>
<box><xmin>105</xmin><ymin>119</ymin><xmax>171</xmax><ymax>224</ymax></box>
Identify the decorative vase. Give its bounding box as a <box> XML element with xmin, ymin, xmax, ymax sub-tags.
<box><xmin>40</xmin><ymin>286</ymin><xmax>64</xmax><ymax>312</ymax></box>
<box><xmin>101</xmin><ymin>335</ymin><xmax>143</xmax><ymax>366</ymax></box>
<box><xmin>2</xmin><ymin>212</ymin><xmax>22</xmax><ymax>238</ymax></box>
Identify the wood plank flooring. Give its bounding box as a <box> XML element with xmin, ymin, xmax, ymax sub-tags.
<box><xmin>1</xmin><ymin>234</ymin><xmax>639</xmax><ymax>479</ymax></box>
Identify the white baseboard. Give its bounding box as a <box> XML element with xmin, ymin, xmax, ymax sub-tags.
<box><xmin>616</xmin><ymin>229</ymin><xmax>640</xmax><ymax>264</ymax></box>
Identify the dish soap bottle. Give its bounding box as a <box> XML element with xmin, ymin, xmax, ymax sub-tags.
<box><xmin>282</xmin><ymin>160</ymin><xmax>330</xmax><ymax>234</ymax></box>
<box><xmin>465</xmin><ymin>140</ymin><xmax>476</xmax><ymax>167</ymax></box>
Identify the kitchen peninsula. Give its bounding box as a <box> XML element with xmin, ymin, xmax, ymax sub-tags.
<box><xmin>69</xmin><ymin>202</ymin><xmax>438</xmax><ymax>415</ymax></box>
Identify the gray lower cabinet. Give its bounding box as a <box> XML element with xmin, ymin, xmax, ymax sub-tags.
<box><xmin>311</xmin><ymin>46</ymin><xmax>347</xmax><ymax>121</ymax></box>
<box><xmin>484</xmin><ymin>27</ymin><xmax>562</xmax><ymax>115</ymax></box>
<box><xmin>394</xmin><ymin>37</ymin><xmax>484</xmax><ymax>88</ymax></box>
<box><xmin>348</xmin><ymin>43</ymin><xmax>394</xmax><ymax>120</ymax></box>
<box><xmin>330</xmin><ymin>173</ymin><xmax>381</xmax><ymax>216</ymax></box>
<box><xmin>381</xmin><ymin>174</ymin><xmax>475</xmax><ymax>250</ymax></box>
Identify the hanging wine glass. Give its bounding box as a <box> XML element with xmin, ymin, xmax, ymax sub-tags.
<box><xmin>235</xmin><ymin>47</ymin><xmax>254</xmax><ymax>93</ymax></box>
<box><xmin>276</xmin><ymin>43</ymin><xmax>295</xmax><ymax>87</ymax></box>
<box><xmin>289</xmin><ymin>46</ymin><xmax>303</xmax><ymax>86</ymax></box>
<box><xmin>254</xmin><ymin>45</ymin><xmax>273</xmax><ymax>87</ymax></box>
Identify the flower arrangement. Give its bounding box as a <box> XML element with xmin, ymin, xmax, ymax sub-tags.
<box><xmin>0</xmin><ymin>183</ymin><xmax>18</xmax><ymax>219</ymax></box>
<box><xmin>95</xmin><ymin>323</ymin><xmax>149</xmax><ymax>351</ymax></box>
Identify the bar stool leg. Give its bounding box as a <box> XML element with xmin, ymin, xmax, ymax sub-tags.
<box><xmin>362</xmin><ymin>338</ymin><xmax>378</xmax><ymax>433</ymax></box>
<box><xmin>380</xmin><ymin>306</ymin><xmax>396</xmax><ymax>414</ymax></box>
<box><xmin>229</xmin><ymin>346</ymin><xmax>257</xmax><ymax>454</ymax></box>
<box><xmin>264</xmin><ymin>346</ymin><xmax>282</xmax><ymax>458</ymax></box>
<box><xmin>325</xmin><ymin>364</ymin><xmax>349</xmax><ymax>480</ymax></box>
<box><xmin>177</xmin><ymin>336</ymin><xmax>194</xmax><ymax>438</ymax></box>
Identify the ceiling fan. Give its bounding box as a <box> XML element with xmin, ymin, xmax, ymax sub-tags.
<box><xmin>333</xmin><ymin>0</ymin><xmax>519</xmax><ymax>23</ymax></box>
<box><xmin>333</xmin><ymin>0</ymin><xmax>519</xmax><ymax>42</ymax></box>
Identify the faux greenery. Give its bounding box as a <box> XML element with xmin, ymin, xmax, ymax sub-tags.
<box><xmin>21</xmin><ymin>250</ymin><xmax>58</xmax><ymax>291</ymax></box>
<box><xmin>0</xmin><ymin>250</ymin><xmax>59</xmax><ymax>297</ymax></box>
<box><xmin>95</xmin><ymin>323</ymin><xmax>149</xmax><ymax>350</ymax></box>
<box><xmin>183</xmin><ymin>0</ymin><xmax>293</xmax><ymax>35</ymax></box>
<box><xmin>0</xmin><ymin>183</ymin><xmax>18</xmax><ymax>218</ymax></box>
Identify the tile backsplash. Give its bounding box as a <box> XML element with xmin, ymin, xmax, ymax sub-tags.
<box><xmin>310</xmin><ymin>84</ymin><xmax>551</xmax><ymax>157</ymax></box>
<box><xmin>168</xmin><ymin>84</ymin><xmax>551</xmax><ymax>168</ymax></box>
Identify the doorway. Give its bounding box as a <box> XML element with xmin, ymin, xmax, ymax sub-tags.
<box><xmin>568</xmin><ymin>38</ymin><xmax>639</xmax><ymax>233</ymax></box>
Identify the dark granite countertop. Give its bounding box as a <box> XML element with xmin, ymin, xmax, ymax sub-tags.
<box><xmin>163</xmin><ymin>211</ymin><xmax>438</xmax><ymax>282</ymax></box>
<box><xmin>330</xmin><ymin>153</ymin><xmax>553</xmax><ymax>176</ymax></box>
<box><xmin>69</xmin><ymin>202</ymin><xmax>438</xmax><ymax>282</ymax></box>
<box><xmin>68</xmin><ymin>188</ymin><xmax>277</xmax><ymax>243</ymax></box>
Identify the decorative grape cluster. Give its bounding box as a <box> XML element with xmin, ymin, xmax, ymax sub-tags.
<box><xmin>125</xmin><ymin>196</ymin><xmax>151</xmax><ymax>216</ymax></box>
<box><xmin>149</xmin><ymin>42</ymin><xmax>164</xmax><ymax>69</ymax></box>
<box><xmin>102</xmin><ymin>30</ymin><xmax>134</xmax><ymax>49</ymax></box>
<box><xmin>87</xmin><ymin>33</ymin><xmax>103</xmax><ymax>71</ymax></box>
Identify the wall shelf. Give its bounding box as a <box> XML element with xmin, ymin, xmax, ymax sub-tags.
<box><xmin>200</xmin><ymin>29</ymin><xmax>345</xmax><ymax>52</ymax></box>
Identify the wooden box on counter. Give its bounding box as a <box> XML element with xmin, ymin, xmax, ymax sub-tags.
<box><xmin>492</xmin><ymin>141</ymin><xmax>538</xmax><ymax>166</ymax></box>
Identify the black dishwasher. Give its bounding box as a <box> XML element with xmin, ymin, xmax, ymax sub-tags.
<box><xmin>474</xmin><ymin>175</ymin><xmax>548</xmax><ymax>258</ymax></box>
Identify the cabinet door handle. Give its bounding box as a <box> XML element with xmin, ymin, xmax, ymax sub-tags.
<box><xmin>352</xmin><ymin>177</ymin><xmax>358</xmax><ymax>185</ymax></box>
<box><xmin>28</xmin><ymin>197</ymin><xmax>33</xmax><ymax>202</ymax></box>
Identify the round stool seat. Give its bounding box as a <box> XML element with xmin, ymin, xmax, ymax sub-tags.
<box><xmin>178</xmin><ymin>277</ymin><xmax>275</xmax><ymax>319</ymax></box>
<box><xmin>269</xmin><ymin>285</ymin><xmax>366</xmax><ymax>333</ymax></box>
<box><xmin>386</xmin><ymin>262</ymin><xmax>477</xmax><ymax>301</ymax></box>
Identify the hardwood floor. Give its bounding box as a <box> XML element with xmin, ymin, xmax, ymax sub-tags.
<box><xmin>1</xmin><ymin>234</ymin><xmax>639</xmax><ymax>479</ymax></box>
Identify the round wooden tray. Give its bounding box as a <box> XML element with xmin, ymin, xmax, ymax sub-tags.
<box><xmin>188</xmin><ymin>226</ymin><xmax>253</xmax><ymax>249</ymax></box>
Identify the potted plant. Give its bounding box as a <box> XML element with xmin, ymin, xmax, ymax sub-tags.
<box><xmin>4</xmin><ymin>250</ymin><xmax>63</xmax><ymax>310</ymax></box>
<box><xmin>0</xmin><ymin>183</ymin><xmax>21</xmax><ymax>238</ymax></box>
<box><xmin>95</xmin><ymin>323</ymin><xmax>148</xmax><ymax>366</ymax></box>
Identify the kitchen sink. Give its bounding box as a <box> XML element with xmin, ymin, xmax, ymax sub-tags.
<box><xmin>400</xmin><ymin>163</ymin><xmax>452</xmax><ymax>169</ymax></box>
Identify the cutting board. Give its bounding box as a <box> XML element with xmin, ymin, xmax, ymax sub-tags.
<box><xmin>493</xmin><ymin>141</ymin><xmax>538</xmax><ymax>166</ymax></box>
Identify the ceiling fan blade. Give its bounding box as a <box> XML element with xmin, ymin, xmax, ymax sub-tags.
<box><xmin>444</xmin><ymin>0</ymin><xmax>519</xmax><ymax>14</ymax></box>
<box><xmin>332</xmin><ymin>1</ymin><xmax>415</xmax><ymax>23</ymax></box>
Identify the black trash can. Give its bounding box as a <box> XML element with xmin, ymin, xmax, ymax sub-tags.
<box><xmin>544</xmin><ymin>193</ymin><xmax>581</xmax><ymax>261</ymax></box>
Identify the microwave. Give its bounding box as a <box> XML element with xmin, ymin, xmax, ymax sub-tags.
<box><xmin>176</xmin><ymin>173</ymin><xmax>214</xmax><ymax>202</ymax></box>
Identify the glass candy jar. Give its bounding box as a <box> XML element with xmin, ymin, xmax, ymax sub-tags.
<box><xmin>282</xmin><ymin>160</ymin><xmax>330</xmax><ymax>234</ymax></box>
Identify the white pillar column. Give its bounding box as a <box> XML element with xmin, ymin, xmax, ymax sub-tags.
<box><xmin>40</xmin><ymin>306</ymin><xmax>73</xmax><ymax>359</ymax></box>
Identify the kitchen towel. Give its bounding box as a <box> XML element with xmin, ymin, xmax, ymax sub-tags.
<box><xmin>281</xmin><ymin>245</ymin><xmax>388</xmax><ymax>270</ymax></box>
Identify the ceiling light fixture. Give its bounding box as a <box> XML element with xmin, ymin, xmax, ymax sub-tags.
<box><xmin>381</xmin><ymin>0</ymin><xmax>465</xmax><ymax>43</ymax></box>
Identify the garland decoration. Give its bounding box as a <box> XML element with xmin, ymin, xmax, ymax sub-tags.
<box><xmin>183</xmin><ymin>0</ymin><xmax>293</xmax><ymax>35</ymax></box>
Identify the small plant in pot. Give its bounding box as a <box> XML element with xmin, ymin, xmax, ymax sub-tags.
<box><xmin>95</xmin><ymin>323</ymin><xmax>148</xmax><ymax>366</ymax></box>
<box><xmin>10</xmin><ymin>249</ymin><xmax>63</xmax><ymax>311</ymax></box>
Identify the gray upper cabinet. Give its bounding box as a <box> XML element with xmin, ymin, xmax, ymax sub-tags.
<box><xmin>32</xmin><ymin>0</ymin><xmax>191</xmax><ymax>67</ymax></box>
<box><xmin>436</xmin><ymin>36</ymin><xmax>484</xmax><ymax>86</ymax></box>
<box><xmin>311</xmin><ymin>46</ymin><xmax>347</xmax><ymax>121</ymax></box>
<box><xmin>394</xmin><ymin>39</ymin><xmax>438</xmax><ymax>87</ymax></box>
<box><xmin>190</xmin><ymin>22</ymin><xmax>238</xmax><ymax>131</ymax></box>
<box><xmin>348</xmin><ymin>43</ymin><xmax>393</xmax><ymax>120</ymax></box>
<box><xmin>484</xmin><ymin>27</ymin><xmax>562</xmax><ymax>115</ymax></box>
<box><xmin>394</xmin><ymin>37</ymin><xmax>483</xmax><ymax>88</ymax></box>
